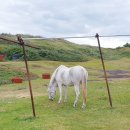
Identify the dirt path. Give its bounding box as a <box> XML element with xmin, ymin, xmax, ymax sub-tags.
<box><xmin>0</xmin><ymin>87</ymin><xmax>47</xmax><ymax>99</ymax></box>
<box><xmin>100</xmin><ymin>70</ymin><xmax>130</xmax><ymax>79</ymax></box>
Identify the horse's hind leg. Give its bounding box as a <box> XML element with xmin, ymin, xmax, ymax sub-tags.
<box><xmin>82</xmin><ymin>82</ymin><xmax>87</xmax><ymax>109</ymax></box>
<box><xmin>73</xmin><ymin>84</ymin><xmax>80</xmax><ymax>108</ymax></box>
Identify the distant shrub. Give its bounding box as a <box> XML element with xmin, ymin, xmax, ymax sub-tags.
<box><xmin>123</xmin><ymin>43</ymin><xmax>130</xmax><ymax>47</ymax></box>
<box><xmin>120</xmin><ymin>51</ymin><xmax>130</xmax><ymax>57</ymax></box>
<box><xmin>116</xmin><ymin>46</ymin><xmax>122</xmax><ymax>49</ymax></box>
<box><xmin>25</xmin><ymin>49</ymin><xmax>42</xmax><ymax>61</ymax></box>
<box><xmin>6</xmin><ymin>46</ymin><xmax>23</xmax><ymax>60</ymax></box>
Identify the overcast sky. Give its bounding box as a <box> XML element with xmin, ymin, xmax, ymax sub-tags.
<box><xmin>0</xmin><ymin>0</ymin><xmax>130</xmax><ymax>48</ymax></box>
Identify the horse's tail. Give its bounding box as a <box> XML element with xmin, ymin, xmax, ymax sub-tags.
<box><xmin>81</xmin><ymin>68</ymin><xmax>88</xmax><ymax>105</ymax></box>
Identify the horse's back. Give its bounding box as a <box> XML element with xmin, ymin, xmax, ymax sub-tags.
<box><xmin>70</xmin><ymin>66</ymin><xmax>87</xmax><ymax>75</ymax></box>
<box><xmin>54</xmin><ymin>65</ymin><xmax>88</xmax><ymax>85</ymax></box>
<box><xmin>69</xmin><ymin>66</ymin><xmax>88</xmax><ymax>83</ymax></box>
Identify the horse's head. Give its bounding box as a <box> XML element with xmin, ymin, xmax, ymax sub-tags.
<box><xmin>48</xmin><ymin>82</ymin><xmax>57</xmax><ymax>101</ymax></box>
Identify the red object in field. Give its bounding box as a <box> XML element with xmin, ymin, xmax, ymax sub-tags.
<box><xmin>42</xmin><ymin>73</ymin><xmax>50</xmax><ymax>79</ymax></box>
<box><xmin>12</xmin><ymin>77</ymin><xmax>23</xmax><ymax>83</ymax></box>
<box><xmin>0</xmin><ymin>55</ymin><xmax>5</xmax><ymax>61</ymax></box>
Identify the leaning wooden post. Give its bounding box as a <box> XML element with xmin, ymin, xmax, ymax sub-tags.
<box><xmin>17</xmin><ymin>35</ymin><xmax>36</xmax><ymax>117</ymax></box>
<box><xmin>95</xmin><ymin>33</ymin><xmax>113</xmax><ymax>107</ymax></box>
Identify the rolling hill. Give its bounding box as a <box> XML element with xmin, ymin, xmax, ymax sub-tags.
<box><xmin>0</xmin><ymin>33</ymin><xmax>130</xmax><ymax>62</ymax></box>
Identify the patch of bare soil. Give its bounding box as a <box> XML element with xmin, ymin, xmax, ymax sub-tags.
<box><xmin>0</xmin><ymin>89</ymin><xmax>46</xmax><ymax>99</ymax></box>
<box><xmin>100</xmin><ymin>70</ymin><xmax>130</xmax><ymax>79</ymax></box>
<box><xmin>24</xmin><ymin>72</ymin><xmax>39</xmax><ymax>80</ymax></box>
<box><xmin>14</xmin><ymin>68</ymin><xmax>39</xmax><ymax>80</ymax></box>
<box><xmin>32</xmin><ymin>64</ymin><xmax>55</xmax><ymax>70</ymax></box>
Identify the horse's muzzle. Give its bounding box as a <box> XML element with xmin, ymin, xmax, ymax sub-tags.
<box><xmin>49</xmin><ymin>98</ymin><xmax>54</xmax><ymax>101</ymax></box>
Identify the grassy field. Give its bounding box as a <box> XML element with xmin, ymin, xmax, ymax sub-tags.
<box><xmin>0</xmin><ymin>58</ymin><xmax>130</xmax><ymax>130</ymax></box>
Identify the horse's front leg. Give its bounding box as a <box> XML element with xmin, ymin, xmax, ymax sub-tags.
<box><xmin>73</xmin><ymin>84</ymin><xmax>80</xmax><ymax>108</ymax></box>
<box><xmin>58</xmin><ymin>83</ymin><xmax>62</xmax><ymax>104</ymax></box>
<box><xmin>64</xmin><ymin>85</ymin><xmax>68</xmax><ymax>102</ymax></box>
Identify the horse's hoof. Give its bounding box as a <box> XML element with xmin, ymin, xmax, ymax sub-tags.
<box><xmin>64</xmin><ymin>100</ymin><xmax>67</xmax><ymax>103</ymax></box>
<box><xmin>82</xmin><ymin>104</ymin><xmax>86</xmax><ymax>109</ymax></box>
<box><xmin>49</xmin><ymin>98</ymin><xmax>54</xmax><ymax>101</ymax></box>
<box><xmin>73</xmin><ymin>103</ymin><xmax>77</xmax><ymax>108</ymax></box>
<box><xmin>58</xmin><ymin>100</ymin><xmax>62</xmax><ymax>104</ymax></box>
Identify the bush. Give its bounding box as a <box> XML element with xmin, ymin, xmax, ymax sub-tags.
<box><xmin>6</xmin><ymin>46</ymin><xmax>23</xmax><ymax>60</ymax></box>
<box><xmin>0</xmin><ymin>46</ymin><xmax>42</xmax><ymax>61</ymax></box>
<box><xmin>24</xmin><ymin>49</ymin><xmax>42</xmax><ymax>61</ymax></box>
<box><xmin>123</xmin><ymin>43</ymin><xmax>130</xmax><ymax>47</ymax></box>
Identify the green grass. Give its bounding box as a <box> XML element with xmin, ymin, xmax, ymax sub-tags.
<box><xmin>0</xmin><ymin>59</ymin><xmax>130</xmax><ymax>130</ymax></box>
<box><xmin>0</xmin><ymin>64</ymin><xmax>24</xmax><ymax>85</ymax></box>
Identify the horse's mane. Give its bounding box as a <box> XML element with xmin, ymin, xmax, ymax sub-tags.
<box><xmin>49</xmin><ymin>65</ymin><xmax>65</xmax><ymax>86</ymax></box>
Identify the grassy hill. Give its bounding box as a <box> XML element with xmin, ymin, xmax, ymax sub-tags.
<box><xmin>0</xmin><ymin>33</ymin><xmax>130</xmax><ymax>62</ymax></box>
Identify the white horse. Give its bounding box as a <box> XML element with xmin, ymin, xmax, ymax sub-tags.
<box><xmin>48</xmin><ymin>65</ymin><xmax>88</xmax><ymax>109</ymax></box>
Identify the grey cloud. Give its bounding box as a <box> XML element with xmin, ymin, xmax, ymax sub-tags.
<box><xmin>0</xmin><ymin>0</ymin><xmax>130</xmax><ymax>38</ymax></box>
